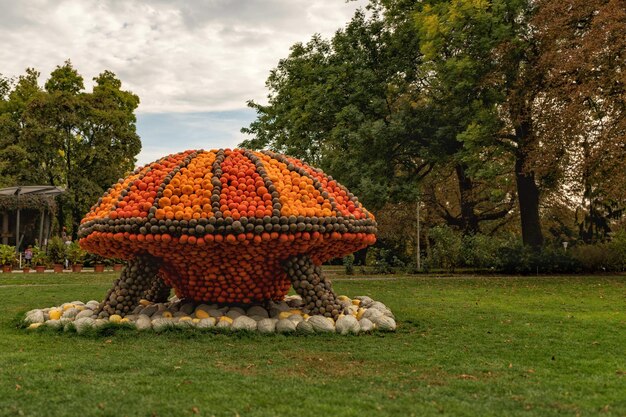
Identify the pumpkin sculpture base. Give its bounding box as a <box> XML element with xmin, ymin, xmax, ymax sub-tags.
<box><xmin>24</xmin><ymin>293</ymin><xmax>397</xmax><ymax>334</ymax></box>
<box><xmin>96</xmin><ymin>255</ymin><xmax>170</xmax><ymax>318</ymax></box>
<box><xmin>284</xmin><ymin>255</ymin><xmax>342</xmax><ymax>319</ymax></box>
<box><xmin>97</xmin><ymin>254</ymin><xmax>344</xmax><ymax>321</ymax></box>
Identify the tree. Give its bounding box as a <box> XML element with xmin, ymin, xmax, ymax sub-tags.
<box><xmin>416</xmin><ymin>0</ymin><xmax>626</xmax><ymax>246</ymax></box>
<box><xmin>531</xmin><ymin>0</ymin><xmax>626</xmax><ymax>242</ymax></box>
<box><xmin>0</xmin><ymin>69</ymin><xmax>40</xmax><ymax>187</ymax></box>
<box><xmin>415</xmin><ymin>0</ymin><xmax>548</xmax><ymax>247</ymax></box>
<box><xmin>242</xmin><ymin>9</ymin><xmax>430</xmax><ymax>210</ymax></box>
<box><xmin>0</xmin><ymin>61</ymin><xmax>141</xmax><ymax>235</ymax></box>
<box><xmin>244</xmin><ymin>0</ymin><xmax>625</xmax><ymax>245</ymax></box>
<box><xmin>242</xmin><ymin>5</ymin><xmax>514</xmax><ymax>235</ymax></box>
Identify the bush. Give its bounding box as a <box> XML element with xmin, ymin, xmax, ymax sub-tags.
<box><xmin>47</xmin><ymin>236</ymin><xmax>66</xmax><ymax>265</ymax></box>
<box><xmin>83</xmin><ymin>252</ymin><xmax>111</xmax><ymax>267</ymax></box>
<box><xmin>570</xmin><ymin>244</ymin><xmax>609</xmax><ymax>272</ymax></box>
<box><xmin>535</xmin><ymin>245</ymin><xmax>579</xmax><ymax>274</ymax></box>
<box><xmin>565</xmin><ymin>230</ymin><xmax>626</xmax><ymax>273</ymax></box>
<box><xmin>366</xmin><ymin>247</ymin><xmax>392</xmax><ymax>274</ymax></box>
<box><xmin>66</xmin><ymin>241</ymin><xmax>87</xmax><ymax>265</ymax></box>
<box><xmin>428</xmin><ymin>225</ymin><xmax>462</xmax><ymax>272</ymax></box>
<box><xmin>343</xmin><ymin>254</ymin><xmax>355</xmax><ymax>275</ymax></box>
<box><xmin>491</xmin><ymin>239</ymin><xmax>534</xmax><ymax>274</ymax></box>
<box><xmin>366</xmin><ymin>247</ymin><xmax>405</xmax><ymax>274</ymax></box>
<box><xmin>607</xmin><ymin>230</ymin><xmax>626</xmax><ymax>271</ymax></box>
<box><xmin>0</xmin><ymin>244</ymin><xmax>17</xmax><ymax>266</ymax></box>
<box><xmin>461</xmin><ymin>234</ymin><xmax>507</xmax><ymax>270</ymax></box>
<box><xmin>31</xmin><ymin>246</ymin><xmax>49</xmax><ymax>267</ymax></box>
<box><xmin>364</xmin><ymin>226</ymin><xmax>626</xmax><ymax>275</ymax></box>
<box><xmin>491</xmin><ymin>240</ymin><xmax>578</xmax><ymax>274</ymax></box>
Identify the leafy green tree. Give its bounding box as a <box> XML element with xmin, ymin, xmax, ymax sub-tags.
<box><xmin>244</xmin><ymin>0</ymin><xmax>626</xmax><ymax>245</ymax></box>
<box><xmin>242</xmin><ymin>9</ymin><xmax>430</xmax><ymax>210</ymax></box>
<box><xmin>0</xmin><ymin>61</ymin><xmax>141</xmax><ymax>235</ymax></box>
<box><xmin>415</xmin><ymin>0</ymin><xmax>547</xmax><ymax>247</ymax></box>
<box><xmin>242</xmin><ymin>6</ymin><xmax>513</xmax><ymax>235</ymax></box>
<box><xmin>416</xmin><ymin>0</ymin><xmax>626</xmax><ymax>246</ymax></box>
<box><xmin>0</xmin><ymin>69</ymin><xmax>40</xmax><ymax>187</ymax></box>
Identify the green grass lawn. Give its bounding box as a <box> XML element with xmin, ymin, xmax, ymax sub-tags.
<box><xmin>1</xmin><ymin>271</ymin><xmax>625</xmax><ymax>417</ymax></box>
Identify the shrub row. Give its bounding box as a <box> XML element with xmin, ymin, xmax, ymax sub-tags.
<box><xmin>426</xmin><ymin>226</ymin><xmax>626</xmax><ymax>274</ymax></box>
<box><xmin>362</xmin><ymin>226</ymin><xmax>626</xmax><ymax>274</ymax></box>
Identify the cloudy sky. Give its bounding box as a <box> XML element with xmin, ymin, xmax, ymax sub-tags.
<box><xmin>0</xmin><ymin>0</ymin><xmax>367</xmax><ymax>165</ymax></box>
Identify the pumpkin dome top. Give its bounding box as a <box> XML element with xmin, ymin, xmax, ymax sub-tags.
<box><xmin>78</xmin><ymin>149</ymin><xmax>376</xmax><ymax>245</ymax></box>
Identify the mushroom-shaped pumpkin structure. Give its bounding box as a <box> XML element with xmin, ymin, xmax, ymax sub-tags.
<box><xmin>78</xmin><ymin>149</ymin><xmax>377</xmax><ymax>319</ymax></box>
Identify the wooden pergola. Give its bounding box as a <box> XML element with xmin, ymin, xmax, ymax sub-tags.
<box><xmin>0</xmin><ymin>186</ymin><xmax>65</xmax><ymax>252</ymax></box>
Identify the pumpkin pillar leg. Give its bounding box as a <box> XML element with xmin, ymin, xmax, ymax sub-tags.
<box><xmin>96</xmin><ymin>254</ymin><xmax>170</xmax><ymax>318</ymax></box>
<box><xmin>283</xmin><ymin>254</ymin><xmax>341</xmax><ymax>319</ymax></box>
<box><xmin>143</xmin><ymin>272</ymin><xmax>171</xmax><ymax>304</ymax></box>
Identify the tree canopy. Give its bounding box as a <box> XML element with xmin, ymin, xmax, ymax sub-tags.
<box><xmin>241</xmin><ymin>0</ymin><xmax>626</xmax><ymax>246</ymax></box>
<box><xmin>243</xmin><ymin>9</ymin><xmax>429</xmax><ymax>210</ymax></box>
<box><xmin>0</xmin><ymin>61</ymin><xmax>141</xmax><ymax>236</ymax></box>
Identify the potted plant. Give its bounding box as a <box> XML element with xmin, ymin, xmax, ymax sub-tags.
<box><xmin>31</xmin><ymin>246</ymin><xmax>49</xmax><ymax>273</ymax></box>
<box><xmin>0</xmin><ymin>244</ymin><xmax>16</xmax><ymax>273</ymax></box>
<box><xmin>67</xmin><ymin>241</ymin><xmax>86</xmax><ymax>272</ymax></box>
<box><xmin>84</xmin><ymin>252</ymin><xmax>106</xmax><ymax>272</ymax></box>
<box><xmin>112</xmin><ymin>258</ymin><xmax>124</xmax><ymax>272</ymax></box>
<box><xmin>47</xmin><ymin>236</ymin><xmax>66</xmax><ymax>273</ymax></box>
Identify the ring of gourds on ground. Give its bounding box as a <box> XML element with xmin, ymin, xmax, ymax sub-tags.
<box><xmin>25</xmin><ymin>148</ymin><xmax>396</xmax><ymax>334</ymax></box>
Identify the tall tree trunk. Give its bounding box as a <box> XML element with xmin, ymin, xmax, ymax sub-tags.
<box><xmin>579</xmin><ymin>137</ymin><xmax>595</xmax><ymax>243</ymax></box>
<box><xmin>354</xmin><ymin>247</ymin><xmax>368</xmax><ymax>266</ymax></box>
<box><xmin>455</xmin><ymin>164</ymin><xmax>479</xmax><ymax>235</ymax></box>
<box><xmin>514</xmin><ymin>119</ymin><xmax>543</xmax><ymax>248</ymax></box>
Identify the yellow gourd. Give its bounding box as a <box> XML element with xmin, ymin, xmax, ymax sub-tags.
<box><xmin>49</xmin><ymin>309</ymin><xmax>62</xmax><ymax>320</ymax></box>
<box><xmin>195</xmin><ymin>310</ymin><xmax>209</xmax><ymax>319</ymax></box>
<box><xmin>278</xmin><ymin>311</ymin><xmax>292</xmax><ymax>320</ymax></box>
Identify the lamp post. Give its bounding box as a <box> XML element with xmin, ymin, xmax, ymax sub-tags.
<box><xmin>416</xmin><ymin>200</ymin><xmax>421</xmax><ymax>272</ymax></box>
<box><xmin>15</xmin><ymin>187</ymin><xmax>21</xmax><ymax>254</ymax></box>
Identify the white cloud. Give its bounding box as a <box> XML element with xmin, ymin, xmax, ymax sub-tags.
<box><xmin>0</xmin><ymin>0</ymin><xmax>367</xmax><ymax>113</ymax></box>
<box><xmin>136</xmin><ymin>110</ymin><xmax>255</xmax><ymax>166</ymax></box>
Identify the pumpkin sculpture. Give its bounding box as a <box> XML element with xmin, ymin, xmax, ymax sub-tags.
<box><xmin>78</xmin><ymin>149</ymin><xmax>377</xmax><ymax>319</ymax></box>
